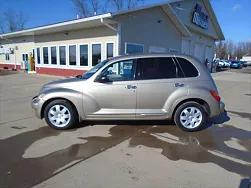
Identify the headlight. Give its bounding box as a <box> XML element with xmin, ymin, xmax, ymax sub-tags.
<box><xmin>38</xmin><ymin>94</ymin><xmax>46</xmax><ymax>99</ymax></box>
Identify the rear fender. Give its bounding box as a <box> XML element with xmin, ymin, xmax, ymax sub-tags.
<box><xmin>163</xmin><ymin>86</ymin><xmax>188</xmax><ymax>116</ymax></box>
<box><xmin>168</xmin><ymin>87</ymin><xmax>220</xmax><ymax>118</ymax></box>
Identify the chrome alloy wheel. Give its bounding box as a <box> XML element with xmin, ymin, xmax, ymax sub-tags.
<box><xmin>180</xmin><ymin>107</ymin><xmax>202</xmax><ymax>129</ymax></box>
<box><xmin>48</xmin><ymin>105</ymin><xmax>71</xmax><ymax>128</ymax></box>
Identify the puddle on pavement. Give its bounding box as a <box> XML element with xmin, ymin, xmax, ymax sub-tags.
<box><xmin>1</xmin><ymin>118</ymin><xmax>251</xmax><ymax>188</ymax></box>
<box><xmin>128</xmin><ymin>124</ymin><xmax>251</xmax><ymax>177</ymax></box>
<box><xmin>227</xmin><ymin>110</ymin><xmax>251</xmax><ymax>120</ymax></box>
<box><xmin>0</xmin><ymin>125</ymin><xmax>150</xmax><ymax>188</ymax></box>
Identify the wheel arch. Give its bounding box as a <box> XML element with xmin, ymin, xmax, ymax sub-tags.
<box><xmin>171</xmin><ymin>98</ymin><xmax>211</xmax><ymax>120</ymax></box>
<box><xmin>41</xmin><ymin>97</ymin><xmax>80</xmax><ymax>121</ymax></box>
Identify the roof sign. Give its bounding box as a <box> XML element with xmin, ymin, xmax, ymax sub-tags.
<box><xmin>192</xmin><ymin>3</ymin><xmax>209</xmax><ymax>29</ymax></box>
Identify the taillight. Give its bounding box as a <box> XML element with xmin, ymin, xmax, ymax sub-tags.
<box><xmin>210</xmin><ymin>90</ymin><xmax>221</xmax><ymax>102</ymax></box>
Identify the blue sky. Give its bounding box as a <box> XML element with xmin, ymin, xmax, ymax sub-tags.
<box><xmin>0</xmin><ymin>0</ymin><xmax>250</xmax><ymax>42</ymax></box>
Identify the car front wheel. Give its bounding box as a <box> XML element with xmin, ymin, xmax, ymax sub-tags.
<box><xmin>44</xmin><ymin>99</ymin><xmax>78</xmax><ymax>130</ymax></box>
<box><xmin>174</xmin><ymin>102</ymin><xmax>207</xmax><ymax>132</ymax></box>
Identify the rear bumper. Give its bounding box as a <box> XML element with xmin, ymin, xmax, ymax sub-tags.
<box><xmin>220</xmin><ymin>101</ymin><xmax>225</xmax><ymax>113</ymax></box>
<box><xmin>209</xmin><ymin>100</ymin><xmax>225</xmax><ymax>118</ymax></box>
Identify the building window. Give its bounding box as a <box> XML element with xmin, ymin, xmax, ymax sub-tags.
<box><xmin>36</xmin><ymin>47</ymin><xmax>41</xmax><ymax>64</ymax></box>
<box><xmin>51</xmin><ymin>46</ymin><xmax>57</xmax><ymax>65</ymax></box>
<box><xmin>43</xmin><ymin>47</ymin><xmax>49</xmax><ymax>64</ymax></box>
<box><xmin>59</xmin><ymin>46</ymin><xmax>66</xmax><ymax>65</ymax></box>
<box><xmin>92</xmin><ymin>43</ymin><xmax>101</xmax><ymax>66</ymax></box>
<box><xmin>22</xmin><ymin>54</ymin><xmax>28</xmax><ymax>61</ymax></box>
<box><xmin>106</xmin><ymin>43</ymin><xmax>114</xmax><ymax>59</ymax></box>
<box><xmin>79</xmin><ymin>44</ymin><xmax>88</xmax><ymax>66</ymax></box>
<box><xmin>69</xmin><ymin>45</ymin><xmax>77</xmax><ymax>66</ymax></box>
<box><xmin>125</xmin><ymin>42</ymin><xmax>144</xmax><ymax>54</ymax></box>
<box><xmin>138</xmin><ymin>57</ymin><xmax>178</xmax><ymax>80</ymax></box>
<box><xmin>5</xmin><ymin>54</ymin><xmax>10</xmax><ymax>61</ymax></box>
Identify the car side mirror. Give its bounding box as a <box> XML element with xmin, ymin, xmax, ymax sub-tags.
<box><xmin>99</xmin><ymin>75</ymin><xmax>110</xmax><ymax>83</ymax></box>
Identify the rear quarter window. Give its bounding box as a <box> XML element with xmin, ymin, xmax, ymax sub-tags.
<box><xmin>176</xmin><ymin>57</ymin><xmax>199</xmax><ymax>78</ymax></box>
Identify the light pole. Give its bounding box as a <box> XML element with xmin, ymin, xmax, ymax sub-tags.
<box><xmin>0</xmin><ymin>36</ymin><xmax>17</xmax><ymax>70</ymax></box>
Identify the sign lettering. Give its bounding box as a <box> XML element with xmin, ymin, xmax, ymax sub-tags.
<box><xmin>192</xmin><ymin>4</ymin><xmax>209</xmax><ymax>29</ymax></box>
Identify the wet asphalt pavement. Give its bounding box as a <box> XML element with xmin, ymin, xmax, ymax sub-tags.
<box><xmin>0</xmin><ymin>69</ymin><xmax>251</xmax><ymax>188</ymax></box>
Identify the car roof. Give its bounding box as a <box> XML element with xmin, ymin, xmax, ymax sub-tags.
<box><xmin>108</xmin><ymin>53</ymin><xmax>197</xmax><ymax>62</ymax></box>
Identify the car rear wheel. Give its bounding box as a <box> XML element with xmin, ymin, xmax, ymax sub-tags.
<box><xmin>174</xmin><ymin>102</ymin><xmax>207</xmax><ymax>132</ymax></box>
<box><xmin>44</xmin><ymin>99</ymin><xmax>78</xmax><ymax>130</ymax></box>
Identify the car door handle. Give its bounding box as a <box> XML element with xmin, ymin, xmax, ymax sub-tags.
<box><xmin>174</xmin><ymin>83</ymin><xmax>185</xmax><ymax>87</ymax></box>
<box><xmin>127</xmin><ymin>85</ymin><xmax>137</xmax><ymax>89</ymax></box>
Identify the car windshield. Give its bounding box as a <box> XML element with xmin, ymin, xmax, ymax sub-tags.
<box><xmin>232</xmin><ymin>61</ymin><xmax>238</xmax><ymax>63</ymax></box>
<box><xmin>81</xmin><ymin>60</ymin><xmax>109</xmax><ymax>79</ymax></box>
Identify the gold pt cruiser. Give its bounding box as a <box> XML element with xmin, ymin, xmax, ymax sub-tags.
<box><xmin>32</xmin><ymin>54</ymin><xmax>225</xmax><ymax>132</ymax></box>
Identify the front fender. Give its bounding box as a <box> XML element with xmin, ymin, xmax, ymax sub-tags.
<box><xmin>42</xmin><ymin>88</ymin><xmax>85</xmax><ymax>121</ymax></box>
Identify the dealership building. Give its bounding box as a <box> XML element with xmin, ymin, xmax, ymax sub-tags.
<box><xmin>0</xmin><ymin>0</ymin><xmax>224</xmax><ymax>76</ymax></box>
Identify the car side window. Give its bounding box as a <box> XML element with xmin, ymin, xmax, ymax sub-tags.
<box><xmin>100</xmin><ymin>60</ymin><xmax>135</xmax><ymax>82</ymax></box>
<box><xmin>138</xmin><ymin>57</ymin><xmax>178</xmax><ymax>80</ymax></box>
<box><xmin>175</xmin><ymin>57</ymin><xmax>199</xmax><ymax>77</ymax></box>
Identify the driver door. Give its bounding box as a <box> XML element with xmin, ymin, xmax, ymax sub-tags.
<box><xmin>85</xmin><ymin>59</ymin><xmax>137</xmax><ymax>119</ymax></box>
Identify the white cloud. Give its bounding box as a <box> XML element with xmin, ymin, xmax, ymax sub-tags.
<box><xmin>232</xmin><ymin>4</ymin><xmax>241</xmax><ymax>12</ymax></box>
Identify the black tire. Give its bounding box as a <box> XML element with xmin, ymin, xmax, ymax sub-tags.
<box><xmin>174</xmin><ymin>102</ymin><xmax>207</xmax><ymax>132</ymax></box>
<box><xmin>44</xmin><ymin>99</ymin><xmax>78</xmax><ymax>130</ymax></box>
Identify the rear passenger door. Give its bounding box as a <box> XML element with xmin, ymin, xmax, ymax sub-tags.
<box><xmin>136</xmin><ymin>57</ymin><xmax>188</xmax><ymax>119</ymax></box>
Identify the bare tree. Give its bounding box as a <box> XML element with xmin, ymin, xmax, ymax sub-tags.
<box><xmin>127</xmin><ymin>0</ymin><xmax>144</xmax><ymax>9</ymax></box>
<box><xmin>91</xmin><ymin>0</ymin><xmax>99</xmax><ymax>14</ymax></box>
<box><xmin>233</xmin><ymin>41</ymin><xmax>251</xmax><ymax>59</ymax></box>
<box><xmin>70</xmin><ymin>0</ymin><xmax>145</xmax><ymax>17</ymax></box>
<box><xmin>70</xmin><ymin>0</ymin><xmax>109</xmax><ymax>17</ymax></box>
<box><xmin>3</xmin><ymin>9</ymin><xmax>27</xmax><ymax>32</ymax></box>
<box><xmin>4</xmin><ymin>9</ymin><xmax>17</xmax><ymax>32</ymax></box>
<box><xmin>111</xmin><ymin>0</ymin><xmax>123</xmax><ymax>10</ymax></box>
<box><xmin>111</xmin><ymin>0</ymin><xmax>144</xmax><ymax>10</ymax></box>
<box><xmin>15</xmin><ymin>11</ymin><xmax>27</xmax><ymax>30</ymax></box>
<box><xmin>71</xmin><ymin>0</ymin><xmax>90</xmax><ymax>17</ymax></box>
<box><xmin>225</xmin><ymin>40</ymin><xmax>234</xmax><ymax>58</ymax></box>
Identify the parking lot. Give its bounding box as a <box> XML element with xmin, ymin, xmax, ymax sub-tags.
<box><xmin>0</xmin><ymin>68</ymin><xmax>251</xmax><ymax>188</ymax></box>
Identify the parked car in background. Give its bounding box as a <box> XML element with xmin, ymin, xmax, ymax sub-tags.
<box><xmin>216</xmin><ymin>60</ymin><xmax>230</xmax><ymax>68</ymax></box>
<box><xmin>31</xmin><ymin>54</ymin><xmax>225</xmax><ymax>132</ymax></box>
<box><xmin>240</xmin><ymin>61</ymin><xmax>248</xmax><ymax>67</ymax></box>
<box><xmin>223</xmin><ymin>60</ymin><xmax>231</xmax><ymax>67</ymax></box>
<box><xmin>216</xmin><ymin>60</ymin><xmax>224</xmax><ymax>68</ymax></box>
<box><xmin>230</xmin><ymin>61</ymin><xmax>242</xmax><ymax>69</ymax></box>
<box><xmin>240</xmin><ymin>59</ymin><xmax>251</xmax><ymax>66</ymax></box>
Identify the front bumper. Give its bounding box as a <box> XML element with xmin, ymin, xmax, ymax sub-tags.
<box><xmin>230</xmin><ymin>64</ymin><xmax>239</xmax><ymax>68</ymax></box>
<box><xmin>31</xmin><ymin>96</ymin><xmax>44</xmax><ymax>119</ymax></box>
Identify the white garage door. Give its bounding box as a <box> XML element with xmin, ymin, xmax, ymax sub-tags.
<box><xmin>194</xmin><ymin>43</ymin><xmax>203</xmax><ymax>62</ymax></box>
<box><xmin>181</xmin><ymin>40</ymin><xmax>190</xmax><ymax>55</ymax></box>
<box><xmin>205</xmin><ymin>46</ymin><xmax>213</xmax><ymax>62</ymax></box>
